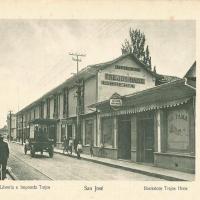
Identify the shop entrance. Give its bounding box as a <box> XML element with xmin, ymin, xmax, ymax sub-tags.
<box><xmin>49</xmin><ymin>124</ymin><xmax>57</xmax><ymax>145</ymax></box>
<box><xmin>118</xmin><ymin>116</ymin><xmax>131</xmax><ymax>160</ymax></box>
<box><xmin>67</xmin><ymin>124</ymin><xmax>72</xmax><ymax>138</ymax></box>
<box><xmin>137</xmin><ymin>113</ymin><xmax>154</xmax><ymax>163</ymax></box>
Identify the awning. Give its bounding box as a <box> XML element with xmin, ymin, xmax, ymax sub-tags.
<box><xmin>90</xmin><ymin>79</ymin><xmax>195</xmax><ymax>117</ymax></box>
<box><xmin>100</xmin><ymin>97</ymin><xmax>191</xmax><ymax>117</ymax></box>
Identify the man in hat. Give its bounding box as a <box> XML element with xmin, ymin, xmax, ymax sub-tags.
<box><xmin>0</xmin><ymin>134</ymin><xmax>9</xmax><ymax>180</ymax></box>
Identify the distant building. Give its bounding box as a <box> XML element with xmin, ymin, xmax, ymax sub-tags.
<box><xmin>15</xmin><ymin>54</ymin><xmax>195</xmax><ymax>173</ymax></box>
<box><xmin>184</xmin><ymin>61</ymin><xmax>196</xmax><ymax>88</ymax></box>
<box><xmin>0</xmin><ymin>125</ymin><xmax>8</xmax><ymax>139</ymax></box>
<box><xmin>7</xmin><ymin>113</ymin><xmax>17</xmax><ymax>141</ymax></box>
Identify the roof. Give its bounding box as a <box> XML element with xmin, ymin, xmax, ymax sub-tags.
<box><xmin>184</xmin><ymin>61</ymin><xmax>196</xmax><ymax>79</ymax></box>
<box><xmin>155</xmin><ymin>73</ymin><xmax>181</xmax><ymax>84</ymax></box>
<box><xmin>90</xmin><ymin>78</ymin><xmax>196</xmax><ymax>112</ymax></box>
<box><xmin>17</xmin><ymin>53</ymin><xmax>157</xmax><ymax>115</ymax></box>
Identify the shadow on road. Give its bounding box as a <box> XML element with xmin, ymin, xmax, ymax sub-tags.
<box><xmin>26</xmin><ymin>153</ymin><xmax>52</xmax><ymax>159</ymax></box>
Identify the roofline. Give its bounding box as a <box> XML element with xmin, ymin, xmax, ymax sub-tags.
<box><xmin>17</xmin><ymin>53</ymin><xmax>156</xmax><ymax>115</ymax></box>
<box><xmin>184</xmin><ymin>61</ymin><xmax>196</xmax><ymax>78</ymax></box>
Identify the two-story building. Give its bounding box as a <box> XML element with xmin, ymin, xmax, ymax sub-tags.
<box><xmin>15</xmin><ymin>54</ymin><xmax>195</xmax><ymax>173</ymax></box>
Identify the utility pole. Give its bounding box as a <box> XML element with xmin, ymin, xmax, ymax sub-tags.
<box><xmin>21</xmin><ymin>114</ymin><xmax>24</xmax><ymax>145</ymax></box>
<box><xmin>8</xmin><ymin>110</ymin><xmax>12</xmax><ymax>142</ymax></box>
<box><xmin>69</xmin><ymin>52</ymin><xmax>86</xmax><ymax>142</ymax></box>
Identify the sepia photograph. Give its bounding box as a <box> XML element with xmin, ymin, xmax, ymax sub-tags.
<box><xmin>0</xmin><ymin>19</ymin><xmax>196</xmax><ymax>182</ymax></box>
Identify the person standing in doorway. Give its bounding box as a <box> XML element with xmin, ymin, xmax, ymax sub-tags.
<box><xmin>63</xmin><ymin>136</ymin><xmax>68</xmax><ymax>154</ymax></box>
<box><xmin>90</xmin><ymin>143</ymin><xmax>94</xmax><ymax>157</ymax></box>
<box><xmin>0</xmin><ymin>134</ymin><xmax>9</xmax><ymax>180</ymax></box>
<box><xmin>74</xmin><ymin>138</ymin><xmax>78</xmax><ymax>155</ymax></box>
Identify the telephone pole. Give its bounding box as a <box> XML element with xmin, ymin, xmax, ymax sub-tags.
<box><xmin>8</xmin><ymin>110</ymin><xmax>12</xmax><ymax>142</ymax></box>
<box><xmin>21</xmin><ymin>114</ymin><xmax>24</xmax><ymax>145</ymax></box>
<box><xmin>69</xmin><ymin>52</ymin><xmax>86</xmax><ymax>142</ymax></box>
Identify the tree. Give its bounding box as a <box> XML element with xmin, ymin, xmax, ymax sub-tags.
<box><xmin>121</xmin><ymin>28</ymin><xmax>152</xmax><ymax>69</ymax></box>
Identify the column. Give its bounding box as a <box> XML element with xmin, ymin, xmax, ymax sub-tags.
<box><xmin>156</xmin><ymin>110</ymin><xmax>161</xmax><ymax>153</ymax></box>
<box><xmin>82</xmin><ymin>119</ymin><xmax>85</xmax><ymax>145</ymax></box>
<box><xmin>131</xmin><ymin>115</ymin><xmax>137</xmax><ymax>151</ymax></box>
<box><xmin>97</xmin><ymin>114</ymin><xmax>101</xmax><ymax>147</ymax></box>
<box><xmin>113</xmin><ymin>116</ymin><xmax>117</xmax><ymax>148</ymax></box>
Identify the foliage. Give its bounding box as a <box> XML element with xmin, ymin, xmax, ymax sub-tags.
<box><xmin>121</xmin><ymin>28</ymin><xmax>152</xmax><ymax>68</ymax></box>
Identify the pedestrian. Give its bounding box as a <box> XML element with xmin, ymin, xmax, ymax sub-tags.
<box><xmin>68</xmin><ymin>137</ymin><xmax>73</xmax><ymax>155</ymax></box>
<box><xmin>90</xmin><ymin>143</ymin><xmax>94</xmax><ymax>157</ymax></box>
<box><xmin>73</xmin><ymin>138</ymin><xmax>78</xmax><ymax>154</ymax></box>
<box><xmin>99</xmin><ymin>143</ymin><xmax>104</xmax><ymax>157</ymax></box>
<box><xmin>76</xmin><ymin>141</ymin><xmax>83</xmax><ymax>159</ymax></box>
<box><xmin>0</xmin><ymin>134</ymin><xmax>9</xmax><ymax>180</ymax></box>
<box><xmin>63</xmin><ymin>136</ymin><xmax>68</xmax><ymax>154</ymax></box>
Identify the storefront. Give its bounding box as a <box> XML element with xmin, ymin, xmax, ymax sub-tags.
<box><xmin>90</xmin><ymin>79</ymin><xmax>195</xmax><ymax>173</ymax></box>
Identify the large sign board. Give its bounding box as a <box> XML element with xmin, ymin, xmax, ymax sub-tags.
<box><xmin>167</xmin><ymin>109</ymin><xmax>189</xmax><ymax>151</ymax></box>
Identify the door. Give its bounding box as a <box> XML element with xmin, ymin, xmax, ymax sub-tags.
<box><xmin>49</xmin><ymin>125</ymin><xmax>57</xmax><ymax>145</ymax></box>
<box><xmin>144</xmin><ymin>119</ymin><xmax>154</xmax><ymax>163</ymax></box>
<box><xmin>137</xmin><ymin>115</ymin><xmax>154</xmax><ymax>163</ymax></box>
<box><xmin>118</xmin><ymin>116</ymin><xmax>131</xmax><ymax>160</ymax></box>
<box><xmin>67</xmin><ymin>124</ymin><xmax>72</xmax><ymax>138</ymax></box>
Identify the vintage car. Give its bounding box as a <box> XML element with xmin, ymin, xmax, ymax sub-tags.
<box><xmin>24</xmin><ymin>118</ymin><xmax>57</xmax><ymax>158</ymax></box>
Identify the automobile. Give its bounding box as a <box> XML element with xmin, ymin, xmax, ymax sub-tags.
<box><xmin>24</xmin><ymin>118</ymin><xmax>57</xmax><ymax>158</ymax></box>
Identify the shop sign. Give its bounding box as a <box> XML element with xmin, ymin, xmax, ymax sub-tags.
<box><xmin>167</xmin><ymin>109</ymin><xmax>189</xmax><ymax>151</ymax></box>
<box><xmin>110</xmin><ymin>93</ymin><xmax>123</xmax><ymax>110</ymax></box>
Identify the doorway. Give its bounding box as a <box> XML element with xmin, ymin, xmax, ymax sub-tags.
<box><xmin>118</xmin><ymin>116</ymin><xmax>131</xmax><ymax>160</ymax></box>
<box><xmin>67</xmin><ymin>124</ymin><xmax>72</xmax><ymax>138</ymax></box>
<box><xmin>49</xmin><ymin>124</ymin><xmax>57</xmax><ymax>145</ymax></box>
<box><xmin>137</xmin><ymin>113</ymin><xmax>154</xmax><ymax>163</ymax></box>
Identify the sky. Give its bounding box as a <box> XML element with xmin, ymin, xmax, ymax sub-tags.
<box><xmin>0</xmin><ymin>20</ymin><xmax>195</xmax><ymax>128</ymax></box>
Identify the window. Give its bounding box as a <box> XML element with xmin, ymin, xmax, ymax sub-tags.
<box><xmin>47</xmin><ymin>98</ymin><xmax>50</xmax><ymax>118</ymax></box>
<box><xmin>85</xmin><ymin>119</ymin><xmax>94</xmax><ymax>145</ymax></box>
<box><xmin>167</xmin><ymin>108</ymin><xmax>189</xmax><ymax>152</ymax></box>
<box><xmin>54</xmin><ymin>95</ymin><xmax>58</xmax><ymax>116</ymax></box>
<box><xmin>63</xmin><ymin>88</ymin><xmax>68</xmax><ymax>117</ymax></box>
<box><xmin>61</xmin><ymin>125</ymin><xmax>66</xmax><ymax>142</ymax></box>
<box><xmin>102</xmin><ymin>117</ymin><xmax>114</xmax><ymax>148</ymax></box>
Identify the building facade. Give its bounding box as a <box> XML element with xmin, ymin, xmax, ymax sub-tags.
<box><xmin>15</xmin><ymin>54</ymin><xmax>195</xmax><ymax>173</ymax></box>
<box><xmin>0</xmin><ymin>125</ymin><xmax>8</xmax><ymax>139</ymax></box>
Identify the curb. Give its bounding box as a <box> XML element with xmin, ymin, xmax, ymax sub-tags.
<box><xmin>54</xmin><ymin>151</ymin><xmax>187</xmax><ymax>181</ymax></box>
<box><xmin>6</xmin><ymin>167</ymin><xmax>18</xmax><ymax>180</ymax></box>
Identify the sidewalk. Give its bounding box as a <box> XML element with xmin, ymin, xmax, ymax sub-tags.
<box><xmin>9</xmin><ymin>141</ymin><xmax>195</xmax><ymax>181</ymax></box>
<box><xmin>54</xmin><ymin>148</ymin><xmax>195</xmax><ymax>181</ymax></box>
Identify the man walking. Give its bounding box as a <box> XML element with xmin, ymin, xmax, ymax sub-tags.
<box><xmin>63</xmin><ymin>136</ymin><xmax>68</xmax><ymax>154</ymax></box>
<box><xmin>0</xmin><ymin>134</ymin><xmax>9</xmax><ymax>180</ymax></box>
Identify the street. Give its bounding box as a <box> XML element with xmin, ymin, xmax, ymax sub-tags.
<box><xmin>7</xmin><ymin>142</ymin><xmax>162</xmax><ymax>180</ymax></box>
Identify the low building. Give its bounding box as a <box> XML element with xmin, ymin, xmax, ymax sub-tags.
<box><xmin>90</xmin><ymin>78</ymin><xmax>195</xmax><ymax>173</ymax></box>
